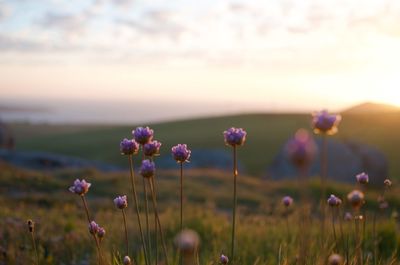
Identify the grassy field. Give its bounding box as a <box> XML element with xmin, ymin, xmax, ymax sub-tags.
<box><xmin>0</xmin><ymin>162</ymin><xmax>399</xmax><ymax>264</ymax></box>
<box><xmin>10</xmin><ymin>112</ymin><xmax>400</xmax><ymax>178</ymax></box>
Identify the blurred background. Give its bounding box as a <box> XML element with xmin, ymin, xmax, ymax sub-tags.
<box><xmin>1</xmin><ymin>0</ymin><xmax>400</xmax><ymax>263</ymax></box>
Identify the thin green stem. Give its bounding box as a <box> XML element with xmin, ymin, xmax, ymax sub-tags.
<box><xmin>331</xmin><ymin>208</ymin><xmax>338</xmax><ymax>252</ymax></box>
<box><xmin>143</xmin><ymin>177</ymin><xmax>151</xmax><ymax>263</ymax></box>
<box><xmin>355</xmin><ymin>215</ymin><xmax>362</xmax><ymax>265</ymax></box>
<box><xmin>148</xmin><ymin>178</ymin><xmax>169</xmax><ymax>265</ymax></box>
<box><xmin>30</xmin><ymin>231</ymin><xmax>39</xmax><ymax>265</ymax></box>
<box><xmin>230</xmin><ymin>145</ymin><xmax>237</xmax><ymax>264</ymax></box>
<box><xmin>373</xmin><ymin>212</ymin><xmax>377</xmax><ymax>265</ymax></box>
<box><xmin>152</xmin><ymin>176</ymin><xmax>159</xmax><ymax>265</ymax></box>
<box><xmin>128</xmin><ymin>155</ymin><xmax>150</xmax><ymax>265</ymax></box>
<box><xmin>180</xmin><ymin>162</ymin><xmax>184</xmax><ymax>265</ymax></box>
<box><xmin>81</xmin><ymin>195</ymin><xmax>102</xmax><ymax>265</ymax></box>
<box><xmin>320</xmin><ymin>135</ymin><xmax>327</xmax><ymax>241</ymax></box>
<box><xmin>122</xmin><ymin>208</ymin><xmax>129</xmax><ymax>256</ymax></box>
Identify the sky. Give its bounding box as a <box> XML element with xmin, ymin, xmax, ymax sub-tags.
<box><xmin>0</xmin><ymin>0</ymin><xmax>400</xmax><ymax>122</ymax></box>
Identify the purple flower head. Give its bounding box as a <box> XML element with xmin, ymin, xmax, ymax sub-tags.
<box><xmin>286</xmin><ymin>129</ymin><xmax>317</xmax><ymax>169</ymax></box>
<box><xmin>328</xmin><ymin>253</ymin><xmax>343</xmax><ymax>265</ymax></box>
<box><xmin>140</xmin><ymin>159</ymin><xmax>156</xmax><ymax>178</ymax></box>
<box><xmin>120</xmin><ymin>138</ymin><xmax>139</xmax><ymax>155</ymax></box>
<box><xmin>384</xmin><ymin>179</ymin><xmax>392</xmax><ymax>187</ymax></box>
<box><xmin>132</xmin><ymin>126</ymin><xmax>154</xmax><ymax>145</ymax></box>
<box><xmin>223</xmin><ymin>127</ymin><xmax>247</xmax><ymax>146</ymax></box>
<box><xmin>344</xmin><ymin>212</ymin><xmax>353</xmax><ymax>221</ymax></box>
<box><xmin>312</xmin><ymin>110</ymin><xmax>341</xmax><ymax>135</ymax></box>
<box><xmin>69</xmin><ymin>179</ymin><xmax>91</xmax><ymax>196</ymax></box>
<box><xmin>174</xmin><ymin>229</ymin><xmax>200</xmax><ymax>253</ymax></box>
<box><xmin>347</xmin><ymin>190</ymin><xmax>365</xmax><ymax>209</ymax></box>
<box><xmin>143</xmin><ymin>140</ymin><xmax>162</xmax><ymax>157</ymax></box>
<box><xmin>88</xmin><ymin>221</ymin><xmax>99</xmax><ymax>235</ymax></box>
<box><xmin>98</xmin><ymin>226</ymin><xmax>106</xmax><ymax>239</ymax></box>
<box><xmin>171</xmin><ymin>144</ymin><xmax>191</xmax><ymax>163</ymax></box>
<box><xmin>282</xmin><ymin>196</ymin><xmax>294</xmax><ymax>207</ymax></box>
<box><xmin>327</xmin><ymin>194</ymin><xmax>342</xmax><ymax>207</ymax></box>
<box><xmin>114</xmin><ymin>195</ymin><xmax>128</xmax><ymax>209</ymax></box>
<box><xmin>356</xmin><ymin>172</ymin><xmax>369</xmax><ymax>185</ymax></box>
<box><xmin>220</xmin><ymin>254</ymin><xmax>229</xmax><ymax>264</ymax></box>
<box><xmin>123</xmin><ymin>256</ymin><xmax>132</xmax><ymax>265</ymax></box>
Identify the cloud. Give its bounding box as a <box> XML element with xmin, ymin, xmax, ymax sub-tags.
<box><xmin>0</xmin><ymin>2</ymin><xmax>11</xmax><ymax>21</ymax></box>
<box><xmin>37</xmin><ymin>12</ymin><xmax>88</xmax><ymax>35</ymax></box>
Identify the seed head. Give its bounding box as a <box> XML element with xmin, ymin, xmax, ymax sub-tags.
<box><xmin>27</xmin><ymin>219</ymin><xmax>34</xmax><ymax>233</ymax></box>
<box><xmin>69</xmin><ymin>179</ymin><xmax>91</xmax><ymax>196</ymax></box>
<box><xmin>223</xmin><ymin>127</ymin><xmax>247</xmax><ymax>146</ymax></box>
<box><xmin>120</xmin><ymin>138</ymin><xmax>139</xmax><ymax>155</ymax></box>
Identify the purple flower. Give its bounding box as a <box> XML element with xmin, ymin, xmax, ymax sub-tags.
<box><xmin>327</xmin><ymin>194</ymin><xmax>342</xmax><ymax>207</ymax></box>
<box><xmin>123</xmin><ymin>256</ymin><xmax>132</xmax><ymax>265</ymax></box>
<box><xmin>132</xmin><ymin>126</ymin><xmax>154</xmax><ymax>145</ymax></box>
<box><xmin>88</xmin><ymin>221</ymin><xmax>99</xmax><ymax>235</ymax></box>
<box><xmin>328</xmin><ymin>253</ymin><xmax>343</xmax><ymax>265</ymax></box>
<box><xmin>69</xmin><ymin>179</ymin><xmax>91</xmax><ymax>196</ymax></box>
<box><xmin>220</xmin><ymin>254</ymin><xmax>229</xmax><ymax>264</ymax></box>
<box><xmin>171</xmin><ymin>144</ymin><xmax>191</xmax><ymax>163</ymax></box>
<box><xmin>120</xmin><ymin>138</ymin><xmax>139</xmax><ymax>155</ymax></box>
<box><xmin>223</xmin><ymin>127</ymin><xmax>247</xmax><ymax>146</ymax></box>
<box><xmin>312</xmin><ymin>110</ymin><xmax>341</xmax><ymax>135</ymax></box>
<box><xmin>98</xmin><ymin>226</ymin><xmax>106</xmax><ymax>239</ymax></box>
<box><xmin>347</xmin><ymin>190</ymin><xmax>365</xmax><ymax>209</ymax></box>
<box><xmin>344</xmin><ymin>212</ymin><xmax>353</xmax><ymax>221</ymax></box>
<box><xmin>114</xmin><ymin>195</ymin><xmax>128</xmax><ymax>209</ymax></box>
<box><xmin>282</xmin><ymin>196</ymin><xmax>293</xmax><ymax>207</ymax></box>
<box><xmin>143</xmin><ymin>140</ymin><xmax>162</xmax><ymax>157</ymax></box>
<box><xmin>286</xmin><ymin>129</ymin><xmax>317</xmax><ymax>168</ymax></box>
<box><xmin>356</xmin><ymin>172</ymin><xmax>369</xmax><ymax>185</ymax></box>
<box><xmin>140</xmin><ymin>159</ymin><xmax>156</xmax><ymax>178</ymax></box>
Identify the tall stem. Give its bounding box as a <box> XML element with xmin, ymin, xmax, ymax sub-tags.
<box><xmin>320</xmin><ymin>135</ymin><xmax>327</xmax><ymax>239</ymax></box>
<box><xmin>230</xmin><ymin>145</ymin><xmax>238</xmax><ymax>264</ymax></box>
<box><xmin>180</xmin><ymin>162</ymin><xmax>184</xmax><ymax>265</ymax></box>
<box><xmin>143</xmin><ymin>177</ymin><xmax>151</xmax><ymax>262</ymax></box>
<box><xmin>152</xmin><ymin>176</ymin><xmax>159</xmax><ymax>265</ymax></box>
<box><xmin>338</xmin><ymin>208</ymin><xmax>345</xmax><ymax>258</ymax></box>
<box><xmin>128</xmin><ymin>155</ymin><xmax>149</xmax><ymax>265</ymax></box>
<box><xmin>81</xmin><ymin>195</ymin><xmax>102</xmax><ymax>265</ymax></box>
<box><xmin>373</xmin><ymin>213</ymin><xmax>377</xmax><ymax>265</ymax></box>
<box><xmin>148</xmin><ymin>178</ymin><xmax>169</xmax><ymax>265</ymax></box>
<box><xmin>355</xmin><ymin>215</ymin><xmax>362</xmax><ymax>265</ymax></box>
<box><xmin>30</xmin><ymin>231</ymin><xmax>39</xmax><ymax>265</ymax></box>
<box><xmin>331</xmin><ymin>208</ymin><xmax>338</xmax><ymax>252</ymax></box>
<box><xmin>122</xmin><ymin>209</ymin><xmax>129</xmax><ymax>256</ymax></box>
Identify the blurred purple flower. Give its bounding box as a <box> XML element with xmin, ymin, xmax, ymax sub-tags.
<box><xmin>140</xmin><ymin>159</ymin><xmax>156</xmax><ymax>178</ymax></box>
<box><xmin>286</xmin><ymin>129</ymin><xmax>317</xmax><ymax>168</ymax></box>
<box><xmin>69</xmin><ymin>179</ymin><xmax>91</xmax><ymax>196</ymax></box>
<box><xmin>88</xmin><ymin>221</ymin><xmax>99</xmax><ymax>235</ymax></box>
<box><xmin>344</xmin><ymin>212</ymin><xmax>353</xmax><ymax>221</ymax></box>
<box><xmin>328</xmin><ymin>253</ymin><xmax>343</xmax><ymax>265</ymax></box>
<box><xmin>356</xmin><ymin>172</ymin><xmax>369</xmax><ymax>185</ymax></box>
<box><xmin>143</xmin><ymin>140</ymin><xmax>162</xmax><ymax>157</ymax></box>
<box><xmin>114</xmin><ymin>195</ymin><xmax>128</xmax><ymax>209</ymax></box>
<box><xmin>120</xmin><ymin>138</ymin><xmax>139</xmax><ymax>155</ymax></box>
<box><xmin>223</xmin><ymin>127</ymin><xmax>247</xmax><ymax>146</ymax></box>
<box><xmin>282</xmin><ymin>196</ymin><xmax>294</xmax><ymax>207</ymax></box>
<box><xmin>123</xmin><ymin>256</ymin><xmax>132</xmax><ymax>265</ymax></box>
<box><xmin>132</xmin><ymin>126</ymin><xmax>154</xmax><ymax>145</ymax></box>
<box><xmin>98</xmin><ymin>226</ymin><xmax>106</xmax><ymax>239</ymax></box>
<box><xmin>347</xmin><ymin>190</ymin><xmax>365</xmax><ymax>209</ymax></box>
<box><xmin>171</xmin><ymin>144</ymin><xmax>191</xmax><ymax>163</ymax></box>
<box><xmin>327</xmin><ymin>194</ymin><xmax>342</xmax><ymax>207</ymax></box>
<box><xmin>312</xmin><ymin>110</ymin><xmax>341</xmax><ymax>135</ymax></box>
<box><xmin>220</xmin><ymin>254</ymin><xmax>229</xmax><ymax>264</ymax></box>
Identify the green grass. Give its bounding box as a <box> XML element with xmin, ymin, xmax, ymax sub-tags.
<box><xmin>10</xmin><ymin>112</ymin><xmax>400</xmax><ymax>177</ymax></box>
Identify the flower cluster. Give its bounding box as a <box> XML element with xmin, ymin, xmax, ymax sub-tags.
<box><xmin>120</xmin><ymin>138</ymin><xmax>139</xmax><ymax>155</ymax></box>
<box><xmin>282</xmin><ymin>196</ymin><xmax>293</xmax><ymax>207</ymax></box>
<box><xmin>132</xmin><ymin>126</ymin><xmax>154</xmax><ymax>145</ymax></box>
<box><xmin>223</xmin><ymin>127</ymin><xmax>247</xmax><ymax>146</ymax></box>
<box><xmin>356</xmin><ymin>172</ymin><xmax>369</xmax><ymax>184</ymax></box>
<box><xmin>171</xmin><ymin>144</ymin><xmax>191</xmax><ymax>163</ymax></box>
<box><xmin>140</xmin><ymin>159</ymin><xmax>156</xmax><ymax>178</ymax></box>
<box><xmin>69</xmin><ymin>179</ymin><xmax>91</xmax><ymax>196</ymax></box>
<box><xmin>327</xmin><ymin>194</ymin><xmax>342</xmax><ymax>207</ymax></box>
<box><xmin>347</xmin><ymin>190</ymin><xmax>365</xmax><ymax>209</ymax></box>
<box><xmin>114</xmin><ymin>195</ymin><xmax>128</xmax><ymax>209</ymax></box>
<box><xmin>286</xmin><ymin>129</ymin><xmax>317</xmax><ymax>168</ymax></box>
<box><xmin>312</xmin><ymin>110</ymin><xmax>341</xmax><ymax>135</ymax></box>
<box><xmin>144</xmin><ymin>140</ymin><xmax>162</xmax><ymax>157</ymax></box>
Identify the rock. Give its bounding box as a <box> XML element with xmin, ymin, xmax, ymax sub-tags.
<box><xmin>267</xmin><ymin>137</ymin><xmax>388</xmax><ymax>184</ymax></box>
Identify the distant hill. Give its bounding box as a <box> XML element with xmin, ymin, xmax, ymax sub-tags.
<box><xmin>343</xmin><ymin>102</ymin><xmax>400</xmax><ymax>114</ymax></box>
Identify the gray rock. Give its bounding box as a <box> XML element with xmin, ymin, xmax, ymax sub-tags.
<box><xmin>267</xmin><ymin>138</ymin><xmax>388</xmax><ymax>184</ymax></box>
